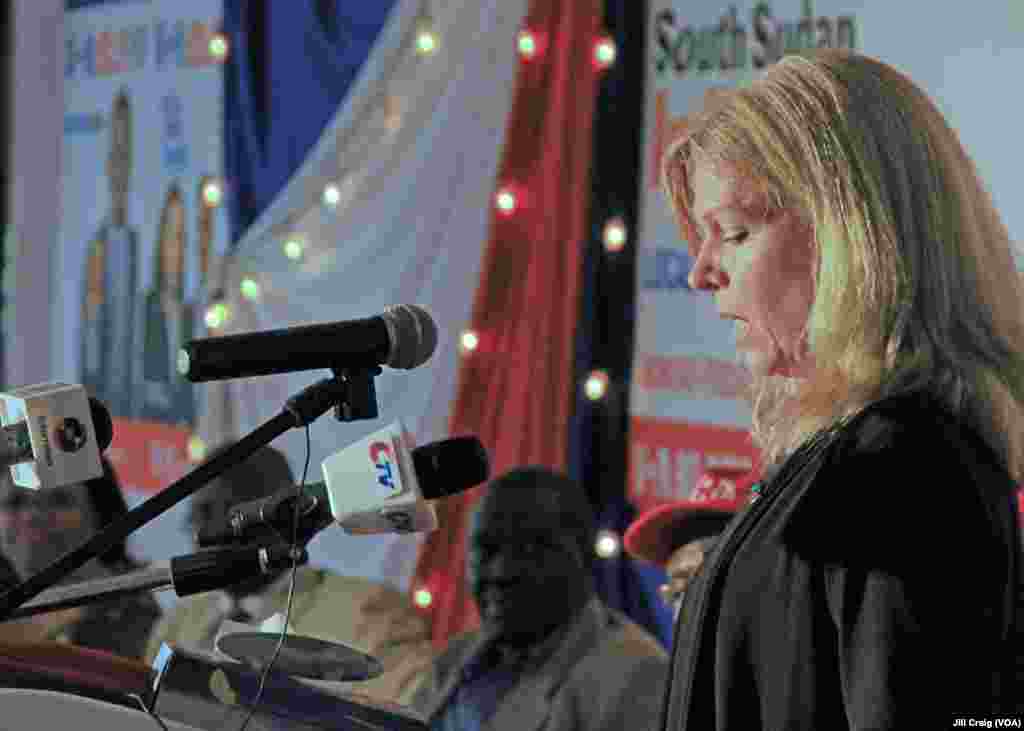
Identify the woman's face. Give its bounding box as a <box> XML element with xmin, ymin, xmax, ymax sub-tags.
<box><xmin>687</xmin><ymin>159</ymin><xmax>816</xmax><ymax>378</ymax></box>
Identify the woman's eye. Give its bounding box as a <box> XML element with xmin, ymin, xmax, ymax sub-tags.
<box><xmin>723</xmin><ymin>231</ymin><xmax>748</xmax><ymax>244</ymax></box>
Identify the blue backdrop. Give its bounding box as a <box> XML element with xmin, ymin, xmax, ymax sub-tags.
<box><xmin>223</xmin><ymin>0</ymin><xmax>397</xmax><ymax>245</ymax></box>
<box><xmin>568</xmin><ymin>0</ymin><xmax>673</xmax><ymax>647</ymax></box>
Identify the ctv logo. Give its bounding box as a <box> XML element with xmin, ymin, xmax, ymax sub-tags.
<box><xmin>369</xmin><ymin>441</ymin><xmax>405</xmax><ymax>498</ymax></box>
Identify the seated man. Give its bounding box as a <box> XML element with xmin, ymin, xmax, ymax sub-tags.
<box><xmin>413</xmin><ymin>466</ymin><xmax>668</xmax><ymax>731</ymax></box>
<box><xmin>0</xmin><ymin>459</ymin><xmax>162</xmax><ymax>660</ymax></box>
<box><xmin>145</xmin><ymin>444</ymin><xmax>435</xmax><ymax>706</ymax></box>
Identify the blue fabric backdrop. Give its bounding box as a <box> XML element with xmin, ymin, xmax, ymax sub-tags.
<box><xmin>567</xmin><ymin>0</ymin><xmax>673</xmax><ymax>648</ymax></box>
<box><xmin>223</xmin><ymin>0</ymin><xmax>397</xmax><ymax>246</ymax></box>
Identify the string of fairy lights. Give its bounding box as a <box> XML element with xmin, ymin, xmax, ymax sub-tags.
<box><xmin>189</xmin><ymin>10</ymin><xmax>630</xmax><ymax>604</ymax></box>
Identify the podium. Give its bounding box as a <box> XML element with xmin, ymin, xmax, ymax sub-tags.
<box><xmin>0</xmin><ymin>640</ymin><xmax>429</xmax><ymax>731</ymax></box>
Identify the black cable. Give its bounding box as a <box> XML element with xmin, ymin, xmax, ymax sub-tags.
<box><xmin>129</xmin><ymin>692</ymin><xmax>170</xmax><ymax>731</ymax></box>
<box><xmin>236</xmin><ymin>424</ymin><xmax>311</xmax><ymax>731</ymax></box>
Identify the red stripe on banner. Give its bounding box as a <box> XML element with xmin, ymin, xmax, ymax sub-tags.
<box><xmin>104</xmin><ymin>417</ymin><xmax>193</xmax><ymax>494</ymax></box>
<box><xmin>410</xmin><ymin>0</ymin><xmax>603</xmax><ymax>648</ymax></box>
<box><xmin>627</xmin><ymin>416</ymin><xmax>762</xmax><ymax>514</ymax></box>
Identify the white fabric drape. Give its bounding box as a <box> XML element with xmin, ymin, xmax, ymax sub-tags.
<box><xmin>199</xmin><ymin>0</ymin><xmax>529</xmax><ymax>589</ymax></box>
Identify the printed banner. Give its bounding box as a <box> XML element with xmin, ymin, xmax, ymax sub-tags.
<box><xmin>58</xmin><ymin>0</ymin><xmax>225</xmax><ymax>497</ymax></box>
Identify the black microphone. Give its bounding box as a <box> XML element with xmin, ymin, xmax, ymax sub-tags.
<box><xmin>8</xmin><ymin>543</ymin><xmax>308</xmax><ymax>619</ymax></box>
<box><xmin>196</xmin><ymin>435</ymin><xmax>489</xmax><ymax>546</ymax></box>
<box><xmin>177</xmin><ymin>304</ymin><xmax>438</xmax><ymax>382</ymax></box>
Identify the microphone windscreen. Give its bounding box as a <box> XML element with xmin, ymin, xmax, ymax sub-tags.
<box><xmin>383</xmin><ymin>304</ymin><xmax>438</xmax><ymax>369</ymax></box>
<box><xmin>88</xmin><ymin>397</ymin><xmax>114</xmax><ymax>452</ymax></box>
<box><xmin>414</xmin><ymin>436</ymin><xmax>490</xmax><ymax>500</ymax></box>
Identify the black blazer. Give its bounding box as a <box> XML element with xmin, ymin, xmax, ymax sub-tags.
<box><xmin>661</xmin><ymin>390</ymin><xmax>1022</xmax><ymax>730</ymax></box>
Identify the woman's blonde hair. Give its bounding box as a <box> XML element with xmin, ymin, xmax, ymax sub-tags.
<box><xmin>662</xmin><ymin>49</ymin><xmax>1024</xmax><ymax>481</ymax></box>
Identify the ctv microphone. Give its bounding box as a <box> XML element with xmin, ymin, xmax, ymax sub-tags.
<box><xmin>177</xmin><ymin>304</ymin><xmax>438</xmax><ymax>382</ymax></box>
<box><xmin>196</xmin><ymin>427</ymin><xmax>489</xmax><ymax>546</ymax></box>
<box><xmin>0</xmin><ymin>384</ymin><xmax>113</xmax><ymax>490</ymax></box>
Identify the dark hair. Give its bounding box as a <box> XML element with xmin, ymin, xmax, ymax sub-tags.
<box><xmin>485</xmin><ymin>466</ymin><xmax>597</xmax><ymax>568</ymax></box>
<box><xmin>82</xmin><ymin>457</ymin><xmax>140</xmax><ymax>570</ymax></box>
<box><xmin>196</xmin><ymin>443</ymin><xmax>296</xmax><ymax>506</ymax></box>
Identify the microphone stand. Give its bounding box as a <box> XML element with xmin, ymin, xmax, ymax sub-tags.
<box><xmin>0</xmin><ymin>366</ymin><xmax>382</xmax><ymax>621</ymax></box>
<box><xmin>4</xmin><ymin>542</ymin><xmax>307</xmax><ymax>619</ymax></box>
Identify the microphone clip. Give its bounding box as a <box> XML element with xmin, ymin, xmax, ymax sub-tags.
<box><xmin>284</xmin><ymin>366</ymin><xmax>382</xmax><ymax>427</ymax></box>
<box><xmin>218</xmin><ymin>490</ymin><xmax>329</xmax><ymax>548</ymax></box>
<box><xmin>331</xmin><ymin>366</ymin><xmax>382</xmax><ymax>423</ymax></box>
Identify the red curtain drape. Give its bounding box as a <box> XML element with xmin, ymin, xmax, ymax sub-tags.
<box><xmin>410</xmin><ymin>0</ymin><xmax>603</xmax><ymax>648</ymax></box>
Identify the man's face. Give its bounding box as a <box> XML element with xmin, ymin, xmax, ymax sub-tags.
<box><xmin>467</xmin><ymin>487</ymin><xmax>590</xmax><ymax>647</ymax></box>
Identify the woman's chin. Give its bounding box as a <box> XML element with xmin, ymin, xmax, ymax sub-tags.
<box><xmin>740</xmin><ymin>348</ymin><xmax>808</xmax><ymax>379</ymax></box>
<box><xmin>767</xmin><ymin>357</ymin><xmax>813</xmax><ymax>379</ymax></box>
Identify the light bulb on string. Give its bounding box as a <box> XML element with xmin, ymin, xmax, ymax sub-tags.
<box><xmin>283</xmin><ymin>237</ymin><xmax>304</xmax><ymax>261</ymax></box>
<box><xmin>414</xmin><ymin>587</ymin><xmax>434</xmax><ymax>609</ymax></box>
<box><xmin>494</xmin><ymin>186</ymin><xmax>518</xmax><ymax>216</ymax></box>
<box><xmin>584</xmin><ymin>369</ymin><xmax>610</xmax><ymax>401</ymax></box>
<box><xmin>201</xmin><ymin>178</ymin><xmax>224</xmax><ymax>208</ymax></box>
<box><xmin>593</xmin><ymin>35</ymin><xmax>617</xmax><ymax>71</ymax></box>
<box><xmin>204</xmin><ymin>300</ymin><xmax>231</xmax><ymax>330</ymax></box>
<box><xmin>415</xmin><ymin>18</ymin><xmax>439</xmax><ymax>56</ymax></box>
<box><xmin>188</xmin><ymin>434</ymin><xmax>208</xmax><ymax>463</ymax></box>
<box><xmin>322</xmin><ymin>182</ymin><xmax>342</xmax><ymax>208</ymax></box>
<box><xmin>239</xmin><ymin>276</ymin><xmax>261</xmax><ymax>301</ymax></box>
<box><xmin>517</xmin><ymin>29</ymin><xmax>539</xmax><ymax>60</ymax></box>
<box><xmin>594</xmin><ymin>529</ymin><xmax>621</xmax><ymax>559</ymax></box>
<box><xmin>603</xmin><ymin>216</ymin><xmax>627</xmax><ymax>252</ymax></box>
<box><xmin>208</xmin><ymin>32</ymin><xmax>229</xmax><ymax>62</ymax></box>
<box><xmin>459</xmin><ymin>330</ymin><xmax>480</xmax><ymax>354</ymax></box>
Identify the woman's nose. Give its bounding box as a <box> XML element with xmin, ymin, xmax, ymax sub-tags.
<box><xmin>688</xmin><ymin>243</ymin><xmax>729</xmax><ymax>291</ymax></box>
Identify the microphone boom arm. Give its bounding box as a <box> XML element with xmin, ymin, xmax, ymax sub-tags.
<box><xmin>0</xmin><ymin>368</ymin><xmax>380</xmax><ymax>620</ymax></box>
<box><xmin>4</xmin><ymin>543</ymin><xmax>308</xmax><ymax>620</ymax></box>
